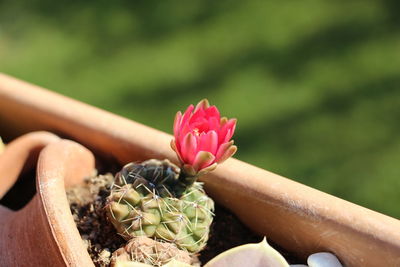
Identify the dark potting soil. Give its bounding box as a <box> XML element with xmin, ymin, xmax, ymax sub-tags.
<box><xmin>67</xmin><ymin>173</ymin><xmax>125</xmax><ymax>266</ymax></box>
<box><xmin>199</xmin><ymin>204</ymin><xmax>303</xmax><ymax>264</ymax></box>
<box><xmin>67</xmin><ymin>173</ymin><xmax>303</xmax><ymax>266</ymax></box>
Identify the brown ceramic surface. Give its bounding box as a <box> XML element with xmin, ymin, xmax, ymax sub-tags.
<box><xmin>0</xmin><ymin>131</ymin><xmax>60</xmax><ymax>198</ymax></box>
<box><xmin>0</xmin><ymin>73</ymin><xmax>399</xmax><ymax>266</ymax></box>
<box><xmin>0</xmin><ymin>139</ymin><xmax>95</xmax><ymax>266</ymax></box>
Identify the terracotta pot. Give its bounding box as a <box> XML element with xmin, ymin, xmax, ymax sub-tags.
<box><xmin>0</xmin><ymin>73</ymin><xmax>400</xmax><ymax>266</ymax></box>
<box><xmin>0</xmin><ymin>139</ymin><xmax>96</xmax><ymax>266</ymax></box>
<box><xmin>0</xmin><ymin>131</ymin><xmax>60</xmax><ymax>198</ymax></box>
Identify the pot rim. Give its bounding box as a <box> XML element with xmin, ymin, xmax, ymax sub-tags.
<box><xmin>36</xmin><ymin>139</ymin><xmax>96</xmax><ymax>266</ymax></box>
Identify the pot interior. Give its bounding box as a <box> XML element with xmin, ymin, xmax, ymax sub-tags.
<box><xmin>0</xmin><ymin>168</ymin><xmax>36</xmax><ymax>210</ymax></box>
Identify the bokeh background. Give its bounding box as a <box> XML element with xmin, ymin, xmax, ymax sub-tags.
<box><xmin>1</xmin><ymin>0</ymin><xmax>399</xmax><ymax>217</ymax></box>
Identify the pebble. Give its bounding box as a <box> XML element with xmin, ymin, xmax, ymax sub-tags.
<box><xmin>99</xmin><ymin>249</ymin><xmax>111</xmax><ymax>258</ymax></box>
<box><xmin>307</xmin><ymin>252</ymin><xmax>343</xmax><ymax>267</ymax></box>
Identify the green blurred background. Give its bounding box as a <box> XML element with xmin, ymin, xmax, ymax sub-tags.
<box><xmin>1</xmin><ymin>0</ymin><xmax>399</xmax><ymax>217</ymax></box>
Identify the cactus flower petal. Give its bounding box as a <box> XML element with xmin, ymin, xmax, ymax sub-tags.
<box><xmin>197</xmin><ymin>163</ymin><xmax>218</xmax><ymax>176</ymax></box>
<box><xmin>215</xmin><ymin>141</ymin><xmax>235</xmax><ymax>162</ymax></box>
<box><xmin>181</xmin><ymin>133</ymin><xmax>197</xmax><ymax>164</ymax></box>
<box><xmin>173</xmin><ymin>111</ymin><xmax>183</xmax><ymax>137</ymax></box>
<box><xmin>217</xmin><ymin>145</ymin><xmax>237</xmax><ymax>164</ymax></box>
<box><xmin>219</xmin><ymin>118</ymin><xmax>236</xmax><ymax>144</ymax></box>
<box><xmin>180</xmin><ymin>105</ymin><xmax>195</xmax><ymax>131</ymax></box>
<box><xmin>195</xmin><ymin>99</ymin><xmax>210</xmax><ymax>112</ymax></box>
<box><xmin>199</xmin><ymin>131</ymin><xmax>218</xmax><ymax>155</ymax></box>
<box><xmin>172</xmin><ymin>99</ymin><xmax>237</xmax><ymax>176</ymax></box>
<box><xmin>192</xmin><ymin>151</ymin><xmax>216</xmax><ymax>172</ymax></box>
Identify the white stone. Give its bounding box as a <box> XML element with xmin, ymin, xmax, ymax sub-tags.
<box><xmin>290</xmin><ymin>265</ymin><xmax>308</xmax><ymax>267</ymax></box>
<box><xmin>308</xmin><ymin>252</ymin><xmax>343</xmax><ymax>267</ymax></box>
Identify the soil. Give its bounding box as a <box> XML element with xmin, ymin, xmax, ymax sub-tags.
<box><xmin>67</xmin><ymin>173</ymin><xmax>125</xmax><ymax>266</ymax></box>
<box><xmin>200</xmin><ymin>204</ymin><xmax>303</xmax><ymax>264</ymax></box>
<box><xmin>67</xmin><ymin>172</ymin><xmax>303</xmax><ymax>266</ymax></box>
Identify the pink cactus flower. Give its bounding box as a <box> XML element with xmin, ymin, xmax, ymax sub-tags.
<box><xmin>171</xmin><ymin>99</ymin><xmax>237</xmax><ymax>176</ymax></box>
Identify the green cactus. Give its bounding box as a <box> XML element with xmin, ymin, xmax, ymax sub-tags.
<box><xmin>111</xmin><ymin>236</ymin><xmax>197</xmax><ymax>267</ymax></box>
<box><xmin>106</xmin><ymin>160</ymin><xmax>214</xmax><ymax>253</ymax></box>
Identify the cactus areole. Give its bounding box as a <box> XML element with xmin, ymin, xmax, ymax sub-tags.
<box><xmin>106</xmin><ymin>99</ymin><xmax>237</xmax><ymax>255</ymax></box>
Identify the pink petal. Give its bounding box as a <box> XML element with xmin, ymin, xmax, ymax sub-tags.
<box><xmin>222</xmin><ymin>129</ymin><xmax>231</xmax><ymax>144</ymax></box>
<box><xmin>179</xmin><ymin>105</ymin><xmax>194</xmax><ymax>132</ymax></box>
<box><xmin>194</xmin><ymin>99</ymin><xmax>210</xmax><ymax>112</ymax></box>
<box><xmin>215</xmin><ymin>141</ymin><xmax>234</xmax><ymax>162</ymax></box>
<box><xmin>180</xmin><ymin>132</ymin><xmax>198</xmax><ymax>164</ymax></box>
<box><xmin>192</xmin><ymin>151</ymin><xmax>216</xmax><ymax>171</ymax></box>
<box><xmin>190</xmin><ymin>117</ymin><xmax>208</xmax><ymax>133</ymax></box>
<box><xmin>228</xmin><ymin>119</ymin><xmax>237</xmax><ymax>136</ymax></box>
<box><xmin>173</xmin><ymin>111</ymin><xmax>182</xmax><ymax>137</ymax></box>
<box><xmin>216</xmin><ymin>145</ymin><xmax>237</xmax><ymax>164</ymax></box>
<box><xmin>174</xmin><ymin>138</ymin><xmax>181</xmax><ymax>153</ymax></box>
<box><xmin>208</xmin><ymin>116</ymin><xmax>220</xmax><ymax>131</ymax></box>
<box><xmin>171</xmin><ymin>139</ymin><xmax>184</xmax><ymax>163</ymax></box>
<box><xmin>189</xmin><ymin>108</ymin><xmax>206</xmax><ymax>125</ymax></box>
<box><xmin>199</xmin><ymin>130</ymin><xmax>218</xmax><ymax>154</ymax></box>
<box><xmin>180</xmin><ymin>123</ymin><xmax>192</xmax><ymax>137</ymax></box>
<box><xmin>218</xmin><ymin>118</ymin><xmax>237</xmax><ymax>144</ymax></box>
<box><xmin>222</xmin><ymin>129</ymin><xmax>232</xmax><ymax>144</ymax></box>
<box><xmin>205</xmin><ymin>106</ymin><xmax>220</xmax><ymax>120</ymax></box>
<box><xmin>221</xmin><ymin>119</ymin><xmax>236</xmax><ymax>143</ymax></box>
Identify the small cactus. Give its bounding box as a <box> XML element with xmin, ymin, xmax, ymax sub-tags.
<box><xmin>106</xmin><ymin>160</ymin><xmax>214</xmax><ymax>253</ymax></box>
<box><xmin>105</xmin><ymin>99</ymin><xmax>237</xmax><ymax>261</ymax></box>
<box><xmin>114</xmin><ymin>159</ymin><xmax>185</xmax><ymax>197</ymax></box>
<box><xmin>111</xmin><ymin>236</ymin><xmax>198</xmax><ymax>267</ymax></box>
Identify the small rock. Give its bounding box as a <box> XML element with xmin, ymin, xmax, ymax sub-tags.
<box><xmin>308</xmin><ymin>252</ymin><xmax>343</xmax><ymax>267</ymax></box>
<box><xmin>99</xmin><ymin>249</ymin><xmax>111</xmax><ymax>259</ymax></box>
